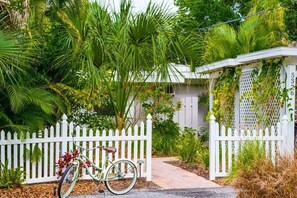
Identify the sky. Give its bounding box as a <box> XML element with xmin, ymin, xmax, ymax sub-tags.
<box><xmin>97</xmin><ymin>0</ymin><xmax>178</xmax><ymax>13</ymax></box>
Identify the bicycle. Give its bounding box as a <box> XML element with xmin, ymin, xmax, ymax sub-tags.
<box><xmin>57</xmin><ymin>138</ymin><xmax>137</xmax><ymax>198</ymax></box>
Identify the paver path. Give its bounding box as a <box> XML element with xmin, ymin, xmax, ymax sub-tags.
<box><xmin>152</xmin><ymin>157</ymin><xmax>221</xmax><ymax>189</ymax></box>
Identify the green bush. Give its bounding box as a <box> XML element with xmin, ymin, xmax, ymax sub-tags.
<box><xmin>152</xmin><ymin>119</ymin><xmax>180</xmax><ymax>156</ymax></box>
<box><xmin>228</xmin><ymin>140</ymin><xmax>266</xmax><ymax>180</ymax></box>
<box><xmin>178</xmin><ymin>127</ymin><xmax>209</xmax><ymax>167</ymax></box>
<box><xmin>0</xmin><ymin>161</ymin><xmax>25</xmax><ymax>188</ymax></box>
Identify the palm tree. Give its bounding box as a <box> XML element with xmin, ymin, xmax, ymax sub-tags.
<box><xmin>202</xmin><ymin>0</ymin><xmax>287</xmax><ymax>64</ymax></box>
<box><xmin>50</xmin><ymin>0</ymin><xmax>201</xmax><ymax>129</ymax></box>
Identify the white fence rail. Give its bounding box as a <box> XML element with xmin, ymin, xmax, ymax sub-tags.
<box><xmin>0</xmin><ymin>114</ymin><xmax>152</xmax><ymax>184</ymax></box>
<box><xmin>209</xmin><ymin>115</ymin><xmax>291</xmax><ymax>180</ymax></box>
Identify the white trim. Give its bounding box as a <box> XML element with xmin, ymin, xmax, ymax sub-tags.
<box><xmin>196</xmin><ymin>47</ymin><xmax>297</xmax><ymax>74</ymax></box>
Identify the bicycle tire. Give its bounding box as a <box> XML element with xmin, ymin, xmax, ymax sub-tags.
<box><xmin>104</xmin><ymin>159</ymin><xmax>137</xmax><ymax>195</ymax></box>
<box><xmin>58</xmin><ymin>163</ymin><xmax>79</xmax><ymax>198</ymax></box>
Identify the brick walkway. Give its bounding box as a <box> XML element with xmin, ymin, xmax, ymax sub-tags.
<box><xmin>152</xmin><ymin>157</ymin><xmax>221</xmax><ymax>189</ymax></box>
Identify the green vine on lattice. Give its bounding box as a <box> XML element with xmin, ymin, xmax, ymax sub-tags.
<box><xmin>210</xmin><ymin>68</ymin><xmax>241</xmax><ymax>128</ymax></box>
<box><xmin>242</xmin><ymin>58</ymin><xmax>292</xmax><ymax>127</ymax></box>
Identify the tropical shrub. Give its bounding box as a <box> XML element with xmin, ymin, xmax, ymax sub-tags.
<box><xmin>56</xmin><ymin>149</ymin><xmax>80</xmax><ymax>177</ymax></box>
<box><xmin>178</xmin><ymin>127</ymin><xmax>209</xmax><ymax>167</ymax></box>
<box><xmin>0</xmin><ymin>161</ymin><xmax>25</xmax><ymax>188</ymax></box>
<box><xmin>152</xmin><ymin>119</ymin><xmax>180</xmax><ymax>156</ymax></box>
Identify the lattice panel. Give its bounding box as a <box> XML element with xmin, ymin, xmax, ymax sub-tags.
<box><xmin>239</xmin><ymin>70</ymin><xmax>256</xmax><ymax>128</ymax></box>
<box><xmin>239</xmin><ymin>68</ymin><xmax>281</xmax><ymax>129</ymax></box>
<box><xmin>263</xmin><ymin>75</ymin><xmax>281</xmax><ymax>127</ymax></box>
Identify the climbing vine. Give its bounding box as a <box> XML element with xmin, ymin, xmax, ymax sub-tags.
<box><xmin>242</xmin><ymin>58</ymin><xmax>291</xmax><ymax>127</ymax></box>
<box><xmin>211</xmin><ymin>68</ymin><xmax>241</xmax><ymax>128</ymax></box>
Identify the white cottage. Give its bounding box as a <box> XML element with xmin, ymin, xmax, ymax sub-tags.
<box><xmin>130</xmin><ymin>64</ymin><xmax>209</xmax><ymax>132</ymax></box>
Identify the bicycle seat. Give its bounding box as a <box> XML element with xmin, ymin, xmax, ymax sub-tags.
<box><xmin>104</xmin><ymin>146</ymin><xmax>117</xmax><ymax>154</ymax></box>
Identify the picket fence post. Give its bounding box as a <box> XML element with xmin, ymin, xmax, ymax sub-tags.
<box><xmin>209</xmin><ymin>115</ymin><xmax>216</xmax><ymax>180</ymax></box>
<box><xmin>61</xmin><ymin>114</ymin><xmax>68</xmax><ymax>155</ymax></box>
<box><xmin>281</xmin><ymin>115</ymin><xmax>290</xmax><ymax>155</ymax></box>
<box><xmin>146</xmin><ymin>114</ymin><xmax>152</xmax><ymax>181</ymax></box>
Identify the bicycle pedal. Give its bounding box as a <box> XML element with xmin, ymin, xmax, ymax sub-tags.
<box><xmin>99</xmin><ymin>189</ymin><xmax>105</xmax><ymax>193</ymax></box>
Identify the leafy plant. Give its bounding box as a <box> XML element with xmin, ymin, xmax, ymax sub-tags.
<box><xmin>210</xmin><ymin>68</ymin><xmax>241</xmax><ymax>128</ymax></box>
<box><xmin>152</xmin><ymin>119</ymin><xmax>180</xmax><ymax>156</ymax></box>
<box><xmin>0</xmin><ymin>160</ymin><xmax>25</xmax><ymax>188</ymax></box>
<box><xmin>55</xmin><ymin>149</ymin><xmax>80</xmax><ymax>177</ymax></box>
<box><xmin>178</xmin><ymin>127</ymin><xmax>209</xmax><ymax>166</ymax></box>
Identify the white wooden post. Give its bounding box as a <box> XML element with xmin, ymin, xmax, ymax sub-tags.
<box><xmin>146</xmin><ymin>114</ymin><xmax>152</xmax><ymax>181</ymax></box>
<box><xmin>61</xmin><ymin>114</ymin><xmax>68</xmax><ymax>155</ymax></box>
<box><xmin>209</xmin><ymin>115</ymin><xmax>216</xmax><ymax>180</ymax></box>
<box><xmin>281</xmin><ymin>115</ymin><xmax>289</xmax><ymax>155</ymax></box>
<box><xmin>285</xmin><ymin>65</ymin><xmax>296</xmax><ymax>154</ymax></box>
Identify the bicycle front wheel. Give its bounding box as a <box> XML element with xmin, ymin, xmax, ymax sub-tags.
<box><xmin>58</xmin><ymin>163</ymin><xmax>79</xmax><ymax>198</ymax></box>
<box><xmin>104</xmin><ymin>159</ymin><xmax>137</xmax><ymax>195</ymax></box>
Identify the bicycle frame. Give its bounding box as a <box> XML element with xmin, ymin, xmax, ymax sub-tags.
<box><xmin>72</xmin><ymin>152</ymin><xmax>114</xmax><ymax>182</ymax></box>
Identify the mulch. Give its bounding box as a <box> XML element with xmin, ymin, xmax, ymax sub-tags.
<box><xmin>166</xmin><ymin>160</ymin><xmax>231</xmax><ymax>186</ymax></box>
<box><xmin>0</xmin><ymin>179</ymin><xmax>160</xmax><ymax>198</ymax></box>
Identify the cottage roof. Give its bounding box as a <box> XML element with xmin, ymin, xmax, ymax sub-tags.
<box><xmin>195</xmin><ymin>47</ymin><xmax>297</xmax><ymax>74</ymax></box>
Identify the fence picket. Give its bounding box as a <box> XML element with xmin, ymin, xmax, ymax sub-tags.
<box><xmin>69</xmin><ymin>122</ymin><xmax>74</xmax><ymax>152</ymax></box>
<box><xmin>140</xmin><ymin>122</ymin><xmax>145</xmax><ymax>176</ymax></box>
<box><xmin>0</xmin><ymin>131</ymin><xmax>5</xmax><ymax>165</ymax></box>
<box><xmin>271</xmin><ymin>126</ymin><xmax>276</xmax><ymax>165</ymax></box>
<box><xmin>38</xmin><ymin>141</ymin><xmax>42</xmax><ymax>178</ymax></box>
<box><xmin>215</xmin><ymin>123</ymin><xmax>220</xmax><ymax>174</ymax></box>
<box><xmin>128</xmin><ymin>127</ymin><xmax>132</xmax><ymax>161</ymax></box>
<box><xmin>234</xmin><ymin>129</ymin><xmax>239</xmax><ymax>161</ymax></box>
<box><xmin>221</xmin><ymin>126</ymin><xmax>226</xmax><ymax>174</ymax></box>
<box><xmin>55</xmin><ymin>122</ymin><xmax>60</xmax><ymax>177</ymax></box>
<box><xmin>82</xmin><ymin>127</ymin><xmax>87</xmax><ymax>176</ymax></box>
<box><xmin>108</xmin><ymin>129</ymin><xmax>113</xmax><ymax>164</ymax></box>
<box><xmin>95</xmin><ymin>130</ymin><xmax>100</xmax><ymax>168</ymax></box>
<box><xmin>7</xmin><ymin>132</ymin><xmax>12</xmax><ymax>169</ymax></box>
<box><xmin>89</xmin><ymin>129</ymin><xmax>94</xmax><ymax>174</ymax></box>
<box><xmin>13</xmin><ymin>133</ymin><xmax>18</xmax><ymax>169</ymax></box>
<box><xmin>49</xmin><ymin>126</ymin><xmax>54</xmax><ymax>177</ymax></box>
<box><xmin>133</xmin><ymin>125</ymin><xmax>138</xmax><ymax>165</ymax></box>
<box><xmin>101</xmin><ymin>130</ymin><xmax>106</xmax><ymax>169</ymax></box>
<box><xmin>115</xmin><ymin>130</ymin><xmax>119</xmax><ymax>161</ymax></box>
<box><xmin>44</xmin><ymin>128</ymin><xmax>49</xmax><ymax>178</ymax></box>
<box><xmin>121</xmin><ymin>129</ymin><xmax>126</xmax><ymax>171</ymax></box>
<box><xmin>227</xmin><ymin>128</ymin><xmax>232</xmax><ymax>171</ymax></box>
<box><xmin>25</xmin><ymin>132</ymin><xmax>30</xmax><ymax>180</ymax></box>
<box><xmin>265</xmin><ymin>128</ymin><xmax>270</xmax><ymax>159</ymax></box>
<box><xmin>32</xmin><ymin>133</ymin><xmax>36</xmax><ymax>179</ymax></box>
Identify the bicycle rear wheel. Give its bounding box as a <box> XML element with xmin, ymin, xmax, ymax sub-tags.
<box><xmin>58</xmin><ymin>163</ymin><xmax>79</xmax><ymax>198</ymax></box>
<box><xmin>104</xmin><ymin>159</ymin><xmax>137</xmax><ymax>195</ymax></box>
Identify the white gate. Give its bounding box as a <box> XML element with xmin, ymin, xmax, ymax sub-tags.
<box><xmin>209</xmin><ymin>114</ymin><xmax>291</xmax><ymax>180</ymax></box>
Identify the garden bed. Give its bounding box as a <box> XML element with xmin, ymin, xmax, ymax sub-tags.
<box><xmin>166</xmin><ymin>160</ymin><xmax>230</xmax><ymax>186</ymax></box>
<box><xmin>0</xmin><ymin>179</ymin><xmax>160</xmax><ymax>198</ymax></box>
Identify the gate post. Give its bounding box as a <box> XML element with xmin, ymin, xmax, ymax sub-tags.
<box><xmin>61</xmin><ymin>114</ymin><xmax>68</xmax><ymax>155</ymax></box>
<box><xmin>146</xmin><ymin>114</ymin><xmax>152</xmax><ymax>181</ymax></box>
<box><xmin>209</xmin><ymin>115</ymin><xmax>216</xmax><ymax>180</ymax></box>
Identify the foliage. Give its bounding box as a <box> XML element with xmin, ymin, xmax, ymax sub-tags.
<box><xmin>211</xmin><ymin>68</ymin><xmax>241</xmax><ymax>128</ymax></box>
<box><xmin>0</xmin><ymin>161</ymin><xmax>25</xmax><ymax>188</ymax></box>
<box><xmin>174</xmin><ymin>0</ymin><xmax>240</xmax><ymax>31</ymax></box>
<box><xmin>282</xmin><ymin>0</ymin><xmax>297</xmax><ymax>42</ymax></box>
<box><xmin>138</xmin><ymin>84</ymin><xmax>182</xmax><ymax>121</ymax></box>
<box><xmin>178</xmin><ymin>127</ymin><xmax>209</xmax><ymax>167</ymax></box>
<box><xmin>68</xmin><ymin>106</ymin><xmax>114</xmax><ymax>131</ymax></box>
<box><xmin>242</xmin><ymin>58</ymin><xmax>291</xmax><ymax>127</ymax></box>
<box><xmin>202</xmin><ymin>0</ymin><xmax>287</xmax><ymax>64</ymax></box>
<box><xmin>228</xmin><ymin>140</ymin><xmax>266</xmax><ymax>180</ymax></box>
<box><xmin>152</xmin><ymin>119</ymin><xmax>180</xmax><ymax>156</ymax></box>
<box><xmin>231</xmin><ymin>152</ymin><xmax>297</xmax><ymax>197</ymax></box>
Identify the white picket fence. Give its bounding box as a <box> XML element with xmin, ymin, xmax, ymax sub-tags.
<box><xmin>0</xmin><ymin>114</ymin><xmax>152</xmax><ymax>184</ymax></box>
<box><xmin>209</xmin><ymin>115</ymin><xmax>292</xmax><ymax>180</ymax></box>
